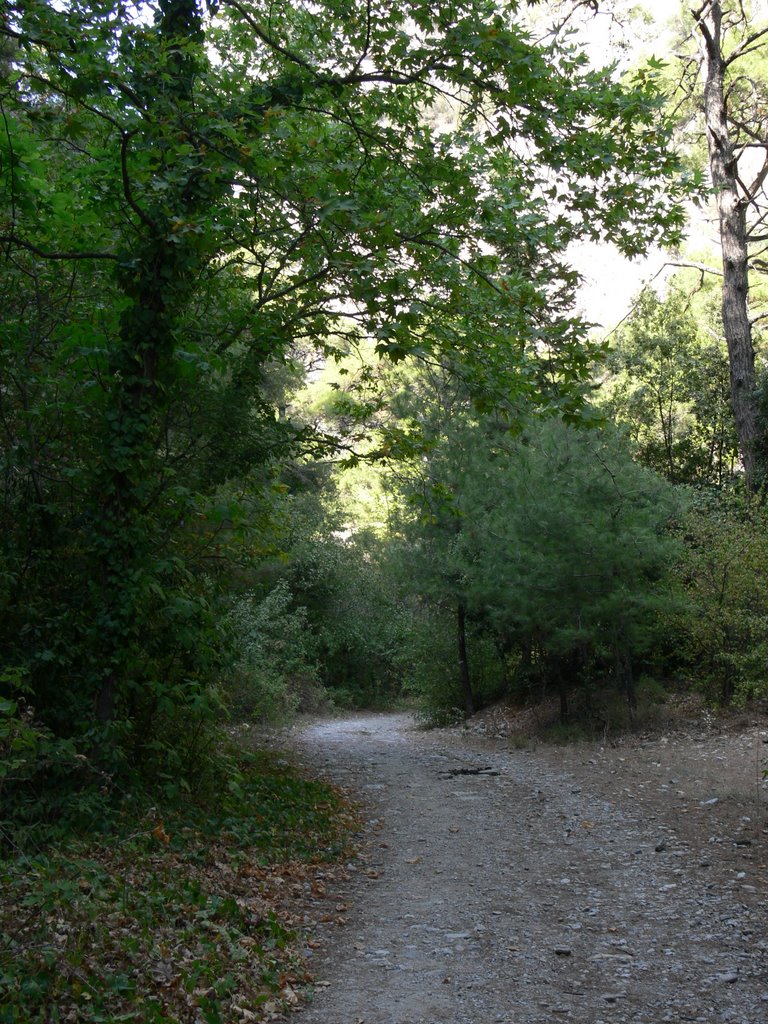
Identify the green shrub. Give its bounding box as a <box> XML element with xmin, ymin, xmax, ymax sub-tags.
<box><xmin>670</xmin><ymin>497</ymin><xmax>768</xmax><ymax>705</ymax></box>
<box><xmin>287</xmin><ymin>533</ymin><xmax>411</xmax><ymax>706</ymax></box>
<box><xmin>0</xmin><ymin>688</ymin><xmax>116</xmax><ymax>852</ymax></box>
<box><xmin>225</xmin><ymin>580</ymin><xmax>324</xmax><ymax>721</ymax></box>
<box><xmin>391</xmin><ymin>414</ymin><xmax>686</xmax><ymax>722</ymax></box>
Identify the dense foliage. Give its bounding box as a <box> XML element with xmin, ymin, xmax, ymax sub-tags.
<box><xmin>1</xmin><ymin>0</ymin><xmax>695</xmax><ymax>800</ymax></box>
<box><xmin>0</xmin><ymin>0</ymin><xmax>765</xmax><ymax>857</ymax></box>
<box><xmin>384</xmin><ymin>404</ymin><xmax>686</xmax><ymax>723</ymax></box>
<box><xmin>600</xmin><ymin>286</ymin><xmax>737</xmax><ymax>487</ymax></box>
<box><xmin>670</xmin><ymin>497</ymin><xmax>768</xmax><ymax>707</ymax></box>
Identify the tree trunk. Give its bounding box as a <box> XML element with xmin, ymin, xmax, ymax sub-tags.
<box><xmin>617</xmin><ymin>646</ymin><xmax>637</xmax><ymax>711</ymax></box>
<box><xmin>457</xmin><ymin>600</ymin><xmax>475</xmax><ymax>718</ymax></box>
<box><xmin>95</xmin><ymin>670</ymin><xmax>116</xmax><ymax>726</ymax></box>
<box><xmin>697</xmin><ymin>2</ymin><xmax>759</xmax><ymax>490</ymax></box>
<box><xmin>558</xmin><ymin>681</ymin><xmax>569</xmax><ymax>726</ymax></box>
<box><xmin>658</xmin><ymin>390</ymin><xmax>676</xmax><ymax>481</ymax></box>
<box><xmin>93</xmin><ymin>0</ymin><xmax>206</xmax><ymax>724</ymax></box>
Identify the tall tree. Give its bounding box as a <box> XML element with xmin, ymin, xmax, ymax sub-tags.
<box><xmin>683</xmin><ymin>1</ymin><xmax>768</xmax><ymax>488</ymax></box>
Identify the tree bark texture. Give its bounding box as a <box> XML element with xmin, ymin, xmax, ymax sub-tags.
<box><xmin>697</xmin><ymin>1</ymin><xmax>759</xmax><ymax>490</ymax></box>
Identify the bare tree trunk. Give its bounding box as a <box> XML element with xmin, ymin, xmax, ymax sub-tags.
<box><xmin>457</xmin><ymin>600</ymin><xmax>476</xmax><ymax>718</ymax></box>
<box><xmin>697</xmin><ymin>1</ymin><xmax>759</xmax><ymax>490</ymax></box>
<box><xmin>558</xmin><ymin>680</ymin><xmax>569</xmax><ymax>726</ymax></box>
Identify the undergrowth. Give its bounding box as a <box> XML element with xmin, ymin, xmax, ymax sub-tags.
<box><xmin>0</xmin><ymin>751</ymin><xmax>358</xmax><ymax>1024</ymax></box>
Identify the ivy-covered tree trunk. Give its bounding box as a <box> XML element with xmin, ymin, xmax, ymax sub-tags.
<box><xmin>94</xmin><ymin>0</ymin><xmax>207</xmax><ymax>725</ymax></box>
<box><xmin>696</xmin><ymin>1</ymin><xmax>759</xmax><ymax>490</ymax></box>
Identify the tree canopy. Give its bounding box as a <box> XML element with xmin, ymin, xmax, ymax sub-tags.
<box><xmin>0</xmin><ymin>0</ymin><xmax>698</xmax><ymax>780</ymax></box>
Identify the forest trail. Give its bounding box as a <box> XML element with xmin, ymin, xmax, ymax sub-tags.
<box><xmin>287</xmin><ymin>712</ymin><xmax>767</xmax><ymax>1024</ymax></box>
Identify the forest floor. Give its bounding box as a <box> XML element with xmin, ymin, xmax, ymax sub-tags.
<box><xmin>260</xmin><ymin>702</ymin><xmax>768</xmax><ymax>1024</ymax></box>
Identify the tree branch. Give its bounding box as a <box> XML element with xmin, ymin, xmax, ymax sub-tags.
<box><xmin>602</xmin><ymin>260</ymin><xmax>722</xmax><ymax>342</ymax></box>
<box><xmin>121</xmin><ymin>131</ymin><xmax>157</xmax><ymax>231</ymax></box>
<box><xmin>746</xmin><ymin>153</ymin><xmax>768</xmax><ymax>203</ymax></box>
<box><xmin>348</xmin><ymin>0</ymin><xmax>373</xmax><ymax>79</ymax></box>
<box><xmin>724</xmin><ymin>25</ymin><xmax>768</xmax><ymax>66</ymax></box>
<box><xmin>221</xmin><ymin>0</ymin><xmax>316</xmax><ymax>73</ymax></box>
<box><xmin>662</xmin><ymin>259</ymin><xmax>723</xmax><ymax>276</ymax></box>
<box><xmin>0</xmin><ymin>234</ymin><xmax>119</xmax><ymax>261</ymax></box>
<box><xmin>221</xmin><ymin>0</ymin><xmax>497</xmax><ymax>95</ymax></box>
<box><xmin>395</xmin><ymin>234</ymin><xmax>506</xmax><ymax>296</ymax></box>
<box><xmin>692</xmin><ymin>3</ymin><xmax>718</xmax><ymax>55</ymax></box>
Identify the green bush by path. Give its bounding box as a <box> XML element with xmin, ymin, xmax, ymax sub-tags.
<box><xmin>667</xmin><ymin>496</ymin><xmax>768</xmax><ymax>706</ymax></box>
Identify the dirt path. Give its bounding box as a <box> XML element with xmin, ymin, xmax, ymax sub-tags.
<box><xmin>287</xmin><ymin>712</ymin><xmax>768</xmax><ymax>1024</ymax></box>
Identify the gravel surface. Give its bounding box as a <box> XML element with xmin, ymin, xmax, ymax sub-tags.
<box><xmin>284</xmin><ymin>711</ymin><xmax>768</xmax><ymax>1024</ymax></box>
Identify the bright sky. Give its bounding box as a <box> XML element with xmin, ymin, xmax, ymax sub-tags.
<box><xmin>569</xmin><ymin>0</ymin><xmax>767</xmax><ymax>331</ymax></box>
<box><xmin>555</xmin><ymin>0</ymin><xmax>686</xmax><ymax>331</ymax></box>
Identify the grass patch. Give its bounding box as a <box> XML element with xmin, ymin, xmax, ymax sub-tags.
<box><xmin>0</xmin><ymin>751</ymin><xmax>358</xmax><ymax>1024</ymax></box>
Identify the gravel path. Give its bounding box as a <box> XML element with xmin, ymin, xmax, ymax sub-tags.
<box><xmin>288</xmin><ymin>712</ymin><xmax>768</xmax><ymax>1024</ymax></box>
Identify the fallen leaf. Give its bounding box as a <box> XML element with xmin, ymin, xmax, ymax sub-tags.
<box><xmin>152</xmin><ymin>823</ymin><xmax>171</xmax><ymax>845</ymax></box>
<box><xmin>281</xmin><ymin>984</ymin><xmax>299</xmax><ymax>1005</ymax></box>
